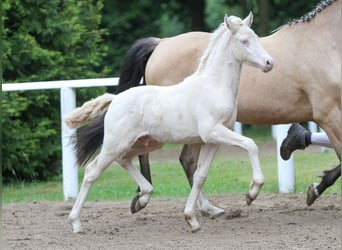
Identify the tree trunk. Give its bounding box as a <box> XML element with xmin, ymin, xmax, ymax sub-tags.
<box><xmin>189</xmin><ymin>0</ymin><xmax>205</xmax><ymax>31</ymax></box>
<box><xmin>258</xmin><ymin>0</ymin><xmax>270</xmax><ymax>35</ymax></box>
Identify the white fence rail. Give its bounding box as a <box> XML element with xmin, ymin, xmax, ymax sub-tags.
<box><xmin>3</xmin><ymin>78</ymin><xmax>317</xmax><ymax>200</ymax></box>
<box><xmin>3</xmin><ymin>78</ymin><xmax>118</xmax><ymax>200</ymax></box>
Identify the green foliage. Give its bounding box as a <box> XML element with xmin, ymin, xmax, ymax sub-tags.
<box><xmin>2</xmin><ymin>91</ymin><xmax>60</xmax><ymax>182</ymax></box>
<box><xmin>100</xmin><ymin>0</ymin><xmax>193</xmax><ymax>76</ymax></box>
<box><xmin>2</xmin><ymin>0</ymin><xmax>107</xmax><ymax>183</ymax></box>
<box><xmin>3</xmin><ymin>0</ymin><xmax>108</xmax><ymax>81</ymax></box>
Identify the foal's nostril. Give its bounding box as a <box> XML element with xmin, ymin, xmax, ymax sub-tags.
<box><xmin>265</xmin><ymin>59</ymin><xmax>273</xmax><ymax>68</ymax></box>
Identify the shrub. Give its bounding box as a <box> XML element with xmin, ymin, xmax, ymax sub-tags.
<box><xmin>2</xmin><ymin>0</ymin><xmax>108</xmax><ymax>183</ymax></box>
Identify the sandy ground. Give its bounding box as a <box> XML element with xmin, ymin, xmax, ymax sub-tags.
<box><xmin>2</xmin><ymin>194</ymin><xmax>341</xmax><ymax>249</ymax></box>
<box><xmin>2</xmin><ymin>141</ymin><xmax>341</xmax><ymax>249</ymax></box>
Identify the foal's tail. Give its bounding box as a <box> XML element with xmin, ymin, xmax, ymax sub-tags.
<box><xmin>65</xmin><ymin>93</ymin><xmax>115</xmax><ymax>129</ymax></box>
<box><xmin>65</xmin><ymin>94</ymin><xmax>115</xmax><ymax>166</ymax></box>
<box><xmin>115</xmin><ymin>37</ymin><xmax>160</xmax><ymax>94</ymax></box>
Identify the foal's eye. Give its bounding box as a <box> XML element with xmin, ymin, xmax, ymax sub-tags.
<box><xmin>241</xmin><ymin>40</ymin><xmax>249</xmax><ymax>45</ymax></box>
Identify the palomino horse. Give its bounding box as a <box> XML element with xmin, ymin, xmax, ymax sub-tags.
<box><xmin>116</xmin><ymin>0</ymin><xmax>341</xmax><ymax>213</ymax></box>
<box><xmin>67</xmin><ymin>13</ymin><xmax>273</xmax><ymax>233</ymax></box>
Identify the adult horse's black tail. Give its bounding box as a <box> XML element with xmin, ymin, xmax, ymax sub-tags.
<box><xmin>115</xmin><ymin>37</ymin><xmax>160</xmax><ymax>94</ymax></box>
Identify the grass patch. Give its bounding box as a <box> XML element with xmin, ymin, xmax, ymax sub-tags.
<box><xmin>3</xmin><ymin>149</ymin><xmax>340</xmax><ymax>203</ymax></box>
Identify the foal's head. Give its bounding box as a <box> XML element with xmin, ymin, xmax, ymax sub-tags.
<box><xmin>225</xmin><ymin>12</ymin><xmax>273</xmax><ymax>72</ymax></box>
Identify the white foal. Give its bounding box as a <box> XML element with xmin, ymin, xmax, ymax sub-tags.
<box><xmin>68</xmin><ymin>12</ymin><xmax>273</xmax><ymax>233</ymax></box>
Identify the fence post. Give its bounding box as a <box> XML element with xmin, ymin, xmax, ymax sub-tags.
<box><xmin>275</xmin><ymin>124</ymin><xmax>295</xmax><ymax>193</ymax></box>
<box><xmin>60</xmin><ymin>87</ymin><xmax>78</xmax><ymax>200</ymax></box>
<box><xmin>233</xmin><ymin>122</ymin><xmax>242</xmax><ymax>134</ymax></box>
<box><xmin>308</xmin><ymin>121</ymin><xmax>318</xmax><ymax>132</ymax></box>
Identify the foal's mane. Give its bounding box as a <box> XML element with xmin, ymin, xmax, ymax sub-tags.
<box><xmin>274</xmin><ymin>0</ymin><xmax>337</xmax><ymax>32</ymax></box>
<box><xmin>195</xmin><ymin>23</ymin><xmax>230</xmax><ymax>74</ymax></box>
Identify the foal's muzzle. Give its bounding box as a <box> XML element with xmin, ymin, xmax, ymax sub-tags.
<box><xmin>262</xmin><ymin>58</ymin><xmax>274</xmax><ymax>72</ymax></box>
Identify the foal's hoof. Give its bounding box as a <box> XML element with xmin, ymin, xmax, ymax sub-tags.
<box><xmin>306</xmin><ymin>184</ymin><xmax>319</xmax><ymax>206</ymax></box>
<box><xmin>68</xmin><ymin>217</ymin><xmax>83</xmax><ymax>233</ymax></box>
<box><xmin>246</xmin><ymin>181</ymin><xmax>264</xmax><ymax>205</ymax></box>
<box><xmin>246</xmin><ymin>194</ymin><xmax>255</xmax><ymax>206</ymax></box>
<box><xmin>185</xmin><ymin>215</ymin><xmax>201</xmax><ymax>233</ymax></box>
<box><xmin>130</xmin><ymin>195</ymin><xmax>146</xmax><ymax>213</ymax></box>
<box><xmin>200</xmin><ymin>206</ymin><xmax>225</xmax><ymax>219</ymax></box>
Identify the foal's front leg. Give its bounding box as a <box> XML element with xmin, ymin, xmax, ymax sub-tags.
<box><xmin>184</xmin><ymin>144</ymin><xmax>219</xmax><ymax>232</ymax></box>
<box><xmin>180</xmin><ymin>144</ymin><xmax>224</xmax><ymax>218</ymax></box>
<box><xmin>204</xmin><ymin>124</ymin><xmax>264</xmax><ymax>205</ymax></box>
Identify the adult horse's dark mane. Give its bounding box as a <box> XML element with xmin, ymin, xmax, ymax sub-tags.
<box><xmin>288</xmin><ymin>0</ymin><xmax>336</xmax><ymax>25</ymax></box>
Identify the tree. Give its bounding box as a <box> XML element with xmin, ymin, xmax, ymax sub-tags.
<box><xmin>190</xmin><ymin>0</ymin><xmax>206</xmax><ymax>31</ymax></box>
<box><xmin>2</xmin><ymin>0</ymin><xmax>107</xmax><ymax>183</ymax></box>
<box><xmin>258</xmin><ymin>0</ymin><xmax>270</xmax><ymax>35</ymax></box>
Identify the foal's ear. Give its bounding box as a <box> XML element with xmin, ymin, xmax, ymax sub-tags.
<box><xmin>242</xmin><ymin>11</ymin><xmax>253</xmax><ymax>27</ymax></box>
<box><xmin>225</xmin><ymin>14</ymin><xmax>239</xmax><ymax>35</ymax></box>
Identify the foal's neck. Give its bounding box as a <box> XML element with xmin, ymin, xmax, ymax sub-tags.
<box><xmin>195</xmin><ymin>27</ymin><xmax>242</xmax><ymax>96</ymax></box>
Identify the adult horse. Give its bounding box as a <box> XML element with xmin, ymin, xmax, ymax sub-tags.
<box><xmin>67</xmin><ymin>13</ymin><xmax>273</xmax><ymax>233</ymax></box>
<box><xmin>116</xmin><ymin>0</ymin><xmax>341</xmax><ymax>212</ymax></box>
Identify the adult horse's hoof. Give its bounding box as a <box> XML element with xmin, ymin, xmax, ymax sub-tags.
<box><xmin>130</xmin><ymin>195</ymin><xmax>147</xmax><ymax>213</ymax></box>
<box><xmin>306</xmin><ymin>184</ymin><xmax>319</xmax><ymax>206</ymax></box>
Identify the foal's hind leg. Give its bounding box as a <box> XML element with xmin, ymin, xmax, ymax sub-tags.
<box><xmin>68</xmin><ymin>152</ymin><xmax>115</xmax><ymax>233</ymax></box>
<box><xmin>120</xmin><ymin>160</ymin><xmax>153</xmax><ymax>213</ymax></box>
<box><xmin>180</xmin><ymin>144</ymin><xmax>224</xmax><ymax>218</ymax></box>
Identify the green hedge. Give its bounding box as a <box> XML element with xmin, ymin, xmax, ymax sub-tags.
<box><xmin>2</xmin><ymin>0</ymin><xmax>108</xmax><ymax>183</ymax></box>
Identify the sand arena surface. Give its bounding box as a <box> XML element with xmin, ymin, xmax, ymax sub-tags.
<box><xmin>3</xmin><ymin>141</ymin><xmax>341</xmax><ymax>249</ymax></box>
<box><xmin>3</xmin><ymin>193</ymin><xmax>340</xmax><ymax>249</ymax></box>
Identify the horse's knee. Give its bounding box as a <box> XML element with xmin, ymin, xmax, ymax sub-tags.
<box><xmin>83</xmin><ymin>170</ymin><xmax>101</xmax><ymax>185</ymax></box>
<box><xmin>244</xmin><ymin>138</ymin><xmax>258</xmax><ymax>155</ymax></box>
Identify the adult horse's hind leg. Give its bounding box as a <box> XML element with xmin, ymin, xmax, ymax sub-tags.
<box><xmin>68</xmin><ymin>151</ymin><xmax>115</xmax><ymax>233</ymax></box>
<box><xmin>139</xmin><ymin>154</ymin><xmax>152</xmax><ymax>184</ymax></box>
<box><xmin>180</xmin><ymin>144</ymin><xmax>224</xmax><ymax>218</ymax></box>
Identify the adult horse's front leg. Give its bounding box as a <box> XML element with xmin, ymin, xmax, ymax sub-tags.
<box><xmin>180</xmin><ymin>144</ymin><xmax>224</xmax><ymax>218</ymax></box>
<box><xmin>307</xmin><ymin>163</ymin><xmax>341</xmax><ymax>206</ymax></box>
<box><xmin>184</xmin><ymin>144</ymin><xmax>219</xmax><ymax>232</ymax></box>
